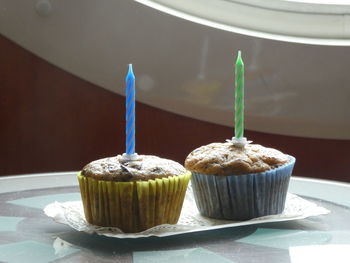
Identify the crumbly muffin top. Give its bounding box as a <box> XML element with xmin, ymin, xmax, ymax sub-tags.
<box><xmin>185</xmin><ymin>142</ymin><xmax>289</xmax><ymax>176</ymax></box>
<box><xmin>81</xmin><ymin>155</ymin><xmax>187</xmax><ymax>181</ymax></box>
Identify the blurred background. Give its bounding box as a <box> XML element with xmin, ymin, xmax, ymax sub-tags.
<box><xmin>0</xmin><ymin>0</ymin><xmax>349</xmax><ymax>181</ymax></box>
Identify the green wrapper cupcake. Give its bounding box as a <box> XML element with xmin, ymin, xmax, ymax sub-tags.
<box><xmin>185</xmin><ymin>142</ymin><xmax>295</xmax><ymax>220</ymax></box>
<box><xmin>78</xmin><ymin>155</ymin><xmax>191</xmax><ymax>233</ymax></box>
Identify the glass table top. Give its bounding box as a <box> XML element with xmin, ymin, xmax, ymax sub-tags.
<box><xmin>0</xmin><ymin>172</ymin><xmax>350</xmax><ymax>263</ymax></box>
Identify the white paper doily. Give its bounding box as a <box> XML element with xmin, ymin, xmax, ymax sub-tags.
<box><xmin>44</xmin><ymin>185</ymin><xmax>330</xmax><ymax>238</ymax></box>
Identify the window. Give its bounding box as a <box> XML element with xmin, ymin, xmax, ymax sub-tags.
<box><xmin>136</xmin><ymin>0</ymin><xmax>350</xmax><ymax>45</ymax></box>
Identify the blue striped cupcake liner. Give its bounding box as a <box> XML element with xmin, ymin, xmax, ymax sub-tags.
<box><xmin>191</xmin><ymin>156</ymin><xmax>296</xmax><ymax>220</ymax></box>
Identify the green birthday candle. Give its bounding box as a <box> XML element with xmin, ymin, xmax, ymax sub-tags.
<box><xmin>235</xmin><ymin>50</ymin><xmax>244</xmax><ymax>139</ymax></box>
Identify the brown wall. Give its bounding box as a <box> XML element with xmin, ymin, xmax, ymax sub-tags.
<box><xmin>1</xmin><ymin>35</ymin><xmax>349</xmax><ymax>182</ymax></box>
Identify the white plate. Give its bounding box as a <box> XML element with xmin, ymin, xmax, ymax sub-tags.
<box><xmin>44</xmin><ymin>187</ymin><xmax>330</xmax><ymax>239</ymax></box>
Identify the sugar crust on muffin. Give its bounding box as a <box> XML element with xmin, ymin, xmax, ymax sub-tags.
<box><xmin>185</xmin><ymin>142</ymin><xmax>289</xmax><ymax>176</ymax></box>
<box><xmin>82</xmin><ymin>155</ymin><xmax>187</xmax><ymax>181</ymax></box>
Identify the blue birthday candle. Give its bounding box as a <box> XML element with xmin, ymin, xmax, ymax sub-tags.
<box><xmin>125</xmin><ymin>64</ymin><xmax>135</xmax><ymax>155</ymax></box>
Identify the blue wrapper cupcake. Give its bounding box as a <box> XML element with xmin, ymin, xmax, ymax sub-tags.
<box><xmin>185</xmin><ymin>142</ymin><xmax>296</xmax><ymax>220</ymax></box>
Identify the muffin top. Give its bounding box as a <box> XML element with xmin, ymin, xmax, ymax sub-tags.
<box><xmin>185</xmin><ymin>142</ymin><xmax>289</xmax><ymax>176</ymax></box>
<box><xmin>81</xmin><ymin>155</ymin><xmax>187</xmax><ymax>181</ymax></box>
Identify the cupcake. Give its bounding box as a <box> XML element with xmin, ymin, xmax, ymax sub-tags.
<box><xmin>185</xmin><ymin>142</ymin><xmax>295</xmax><ymax>220</ymax></box>
<box><xmin>78</xmin><ymin>155</ymin><xmax>191</xmax><ymax>233</ymax></box>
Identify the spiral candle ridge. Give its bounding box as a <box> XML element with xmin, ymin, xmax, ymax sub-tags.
<box><xmin>235</xmin><ymin>51</ymin><xmax>244</xmax><ymax>139</ymax></box>
<box><xmin>125</xmin><ymin>64</ymin><xmax>135</xmax><ymax>155</ymax></box>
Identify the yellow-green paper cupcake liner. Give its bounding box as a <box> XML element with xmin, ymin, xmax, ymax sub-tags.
<box><xmin>77</xmin><ymin>172</ymin><xmax>191</xmax><ymax>233</ymax></box>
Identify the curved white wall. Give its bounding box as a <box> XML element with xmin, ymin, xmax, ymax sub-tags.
<box><xmin>0</xmin><ymin>0</ymin><xmax>349</xmax><ymax>139</ymax></box>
